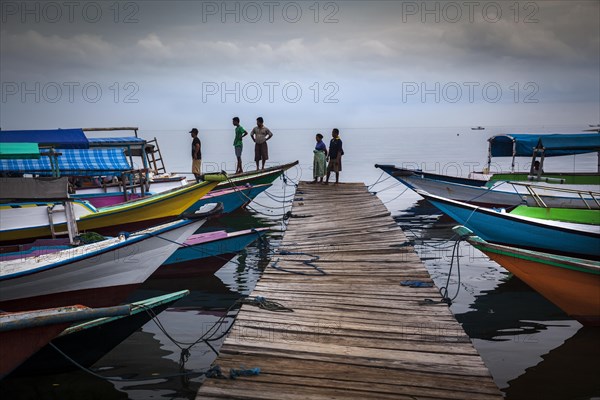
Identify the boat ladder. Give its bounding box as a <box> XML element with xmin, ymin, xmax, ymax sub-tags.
<box><xmin>146</xmin><ymin>138</ymin><xmax>167</xmax><ymax>174</ymax></box>
<box><xmin>47</xmin><ymin>201</ymin><xmax>80</xmax><ymax>245</ymax></box>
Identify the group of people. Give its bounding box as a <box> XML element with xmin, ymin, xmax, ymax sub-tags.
<box><xmin>189</xmin><ymin>117</ymin><xmax>343</xmax><ymax>184</ymax></box>
<box><xmin>310</xmin><ymin>128</ymin><xmax>344</xmax><ymax>184</ymax></box>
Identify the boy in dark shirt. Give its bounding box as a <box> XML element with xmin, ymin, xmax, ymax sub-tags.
<box><xmin>325</xmin><ymin>128</ymin><xmax>343</xmax><ymax>184</ymax></box>
<box><xmin>190</xmin><ymin>128</ymin><xmax>201</xmax><ymax>183</ymax></box>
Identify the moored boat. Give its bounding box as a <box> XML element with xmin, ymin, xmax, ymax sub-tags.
<box><xmin>0</xmin><ymin>304</ymin><xmax>131</xmax><ymax>378</ymax></box>
<box><xmin>156</xmin><ymin>227</ymin><xmax>269</xmax><ymax>277</ymax></box>
<box><xmin>0</xmin><ymin>176</ymin><xmax>222</xmax><ymax>244</ymax></box>
<box><xmin>455</xmin><ymin>226</ymin><xmax>600</xmax><ymax>326</ymax></box>
<box><xmin>12</xmin><ymin>291</ymin><xmax>189</xmax><ymax>376</ymax></box>
<box><xmin>0</xmin><ymin>204</ymin><xmax>222</xmax><ymax>311</ymax></box>
<box><xmin>375</xmin><ymin>164</ymin><xmax>599</xmax><ymax>209</ymax></box>
<box><xmin>417</xmin><ymin>190</ymin><xmax>600</xmax><ymax>260</ymax></box>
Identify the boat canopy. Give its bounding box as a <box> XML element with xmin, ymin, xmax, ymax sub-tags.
<box><xmin>0</xmin><ymin>129</ymin><xmax>89</xmax><ymax>149</ymax></box>
<box><xmin>0</xmin><ymin>177</ymin><xmax>70</xmax><ymax>200</ymax></box>
<box><xmin>487</xmin><ymin>133</ymin><xmax>600</xmax><ymax>171</ymax></box>
<box><xmin>489</xmin><ymin>133</ymin><xmax>600</xmax><ymax>157</ymax></box>
<box><xmin>0</xmin><ymin>143</ymin><xmax>40</xmax><ymax>159</ymax></box>
<box><xmin>0</xmin><ymin>148</ymin><xmax>131</xmax><ymax>176</ymax></box>
<box><xmin>88</xmin><ymin>137</ymin><xmax>147</xmax><ymax>147</ymax></box>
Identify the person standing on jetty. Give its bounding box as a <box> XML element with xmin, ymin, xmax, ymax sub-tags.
<box><xmin>250</xmin><ymin>117</ymin><xmax>273</xmax><ymax>170</ymax></box>
<box><xmin>325</xmin><ymin>128</ymin><xmax>343</xmax><ymax>184</ymax></box>
<box><xmin>190</xmin><ymin>128</ymin><xmax>201</xmax><ymax>183</ymax></box>
<box><xmin>232</xmin><ymin>117</ymin><xmax>248</xmax><ymax>174</ymax></box>
<box><xmin>310</xmin><ymin>133</ymin><xmax>327</xmax><ymax>184</ymax></box>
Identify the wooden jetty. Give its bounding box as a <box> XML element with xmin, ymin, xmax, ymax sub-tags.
<box><xmin>197</xmin><ymin>182</ymin><xmax>502</xmax><ymax>399</ymax></box>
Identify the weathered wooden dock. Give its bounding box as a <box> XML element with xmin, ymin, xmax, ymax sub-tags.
<box><xmin>197</xmin><ymin>182</ymin><xmax>502</xmax><ymax>399</ymax></box>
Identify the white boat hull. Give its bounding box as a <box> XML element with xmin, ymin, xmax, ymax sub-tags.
<box><xmin>0</xmin><ymin>218</ymin><xmax>204</xmax><ymax>310</ymax></box>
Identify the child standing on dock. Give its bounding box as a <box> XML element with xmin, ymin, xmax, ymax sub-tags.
<box><xmin>232</xmin><ymin>117</ymin><xmax>248</xmax><ymax>174</ymax></box>
<box><xmin>311</xmin><ymin>133</ymin><xmax>327</xmax><ymax>184</ymax></box>
<box><xmin>325</xmin><ymin>128</ymin><xmax>343</xmax><ymax>184</ymax></box>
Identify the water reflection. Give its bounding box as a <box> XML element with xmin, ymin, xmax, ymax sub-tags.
<box><xmin>457</xmin><ymin>276</ymin><xmax>570</xmax><ymax>341</ymax></box>
<box><xmin>504</xmin><ymin>327</ymin><xmax>600</xmax><ymax>400</ymax></box>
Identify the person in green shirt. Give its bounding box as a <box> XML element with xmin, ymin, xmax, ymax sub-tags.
<box><xmin>232</xmin><ymin>117</ymin><xmax>248</xmax><ymax>173</ymax></box>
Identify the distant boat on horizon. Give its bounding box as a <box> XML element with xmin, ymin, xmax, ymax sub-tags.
<box><xmin>471</xmin><ymin>126</ymin><xmax>485</xmax><ymax>130</ymax></box>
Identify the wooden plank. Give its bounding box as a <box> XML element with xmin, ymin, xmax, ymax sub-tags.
<box><xmin>196</xmin><ymin>182</ymin><xmax>502</xmax><ymax>399</ymax></box>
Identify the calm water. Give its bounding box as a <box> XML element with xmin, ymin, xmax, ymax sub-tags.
<box><xmin>2</xmin><ymin>125</ymin><xmax>599</xmax><ymax>399</ymax></box>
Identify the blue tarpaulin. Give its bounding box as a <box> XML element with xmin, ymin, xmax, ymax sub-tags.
<box><xmin>0</xmin><ymin>148</ymin><xmax>131</xmax><ymax>176</ymax></box>
<box><xmin>489</xmin><ymin>133</ymin><xmax>600</xmax><ymax>157</ymax></box>
<box><xmin>0</xmin><ymin>129</ymin><xmax>89</xmax><ymax>149</ymax></box>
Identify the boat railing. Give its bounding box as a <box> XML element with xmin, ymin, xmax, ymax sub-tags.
<box><xmin>507</xmin><ymin>181</ymin><xmax>600</xmax><ymax>209</ymax></box>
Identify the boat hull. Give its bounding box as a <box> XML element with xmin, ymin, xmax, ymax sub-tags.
<box><xmin>0</xmin><ymin>180</ymin><xmax>218</xmax><ymax>244</ymax></box>
<box><xmin>13</xmin><ymin>291</ymin><xmax>188</xmax><ymax>375</ymax></box>
<box><xmin>186</xmin><ymin>184</ymin><xmax>271</xmax><ymax>213</ymax></box>
<box><xmin>375</xmin><ymin>165</ymin><xmax>600</xmax><ymax>209</ymax></box>
<box><xmin>158</xmin><ymin>228</ymin><xmax>268</xmax><ymax>276</ymax></box>
<box><xmin>421</xmin><ymin>192</ymin><xmax>600</xmax><ymax>259</ymax></box>
<box><xmin>467</xmin><ymin>239</ymin><xmax>600</xmax><ymax>326</ymax></box>
<box><xmin>0</xmin><ymin>305</ymin><xmax>130</xmax><ymax>377</ymax></box>
<box><xmin>0</xmin><ymin>219</ymin><xmax>205</xmax><ymax>311</ymax></box>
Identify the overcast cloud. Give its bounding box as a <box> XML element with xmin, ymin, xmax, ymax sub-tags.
<box><xmin>1</xmin><ymin>1</ymin><xmax>598</xmax><ymax>130</ymax></box>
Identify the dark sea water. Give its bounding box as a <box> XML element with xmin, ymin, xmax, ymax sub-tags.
<box><xmin>2</xmin><ymin>125</ymin><xmax>599</xmax><ymax>399</ymax></box>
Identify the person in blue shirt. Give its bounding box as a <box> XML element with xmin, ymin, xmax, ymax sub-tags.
<box><xmin>325</xmin><ymin>128</ymin><xmax>343</xmax><ymax>184</ymax></box>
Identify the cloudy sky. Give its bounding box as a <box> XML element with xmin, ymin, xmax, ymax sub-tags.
<box><xmin>1</xmin><ymin>1</ymin><xmax>599</xmax><ymax>131</ymax></box>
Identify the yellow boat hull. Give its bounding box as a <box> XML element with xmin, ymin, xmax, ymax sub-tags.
<box><xmin>1</xmin><ymin>180</ymin><xmax>219</xmax><ymax>244</ymax></box>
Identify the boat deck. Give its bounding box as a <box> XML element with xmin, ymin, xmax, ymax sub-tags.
<box><xmin>196</xmin><ymin>182</ymin><xmax>502</xmax><ymax>399</ymax></box>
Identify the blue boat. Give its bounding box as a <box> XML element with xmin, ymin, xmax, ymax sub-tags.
<box><xmin>185</xmin><ymin>183</ymin><xmax>272</xmax><ymax>214</ymax></box>
<box><xmin>155</xmin><ymin>227</ymin><xmax>270</xmax><ymax>278</ymax></box>
<box><xmin>417</xmin><ymin>190</ymin><xmax>600</xmax><ymax>260</ymax></box>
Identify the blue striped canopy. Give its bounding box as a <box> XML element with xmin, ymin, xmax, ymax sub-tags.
<box><xmin>489</xmin><ymin>133</ymin><xmax>600</xmax><ymax>157</ymax></box>
<box><xmin>0</xmin><ymin>129</ymin><xmax>89</xmax><ymax>149</ymax></box>
<box><xmin>88</xmin><ymin>137</ymin><xmax>146</xmax><ymax>147</ymax></box>
<box><xmin>0</xmin><ymin>148</ymin><xmax>131</xmax><ymax>176</ymax></box>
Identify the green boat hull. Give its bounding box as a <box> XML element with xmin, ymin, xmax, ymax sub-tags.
<box><xmin>510</xmin><ymin>205</ymin><xmax>600</xmax><ymax>225</ymax></box>
<box><xmin>489</xmin><ymin>172</ymin><xmax>600</xmax><ymax>186</ymax></box>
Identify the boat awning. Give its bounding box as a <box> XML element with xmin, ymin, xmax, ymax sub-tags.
<box><xmin>0</xmin><ymin>143</ymin><xmax>40</xmax><ymax>159</ymax></box>
<box><xmin>0</xmin><ymin>177</ymin><xmax>70</xmax><ymax>200</ymax></box>
<box><xmin>489</xmin><ymin>133</ymin><xmax>600</xmax><ymax>157</ymax></box>
<box><xmin>88</xmin><ymin>137</ymin><xmax>147</xmax><ymax>147</ymax></box>
<box><xmin>0</xmin><ymin>129</ymin><xmax>89</xmax><ymax>149</ymax></box>
<box><xmin>0</xmin><ymin>148</ymin><xmax>131</xmax><ymax>176</ymax></box>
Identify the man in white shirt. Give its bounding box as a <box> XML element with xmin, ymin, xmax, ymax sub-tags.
<box><xmin>250</xmin><ymin>117</ymin><xmax>274</xmax><ymax>170</ymax></box>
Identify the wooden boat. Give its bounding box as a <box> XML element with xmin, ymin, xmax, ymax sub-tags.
<box><xmin>0</xmin><ymin>304</ymin><xmax>131</xmax><ymax>378</ymax></box>
<box><xmin>375</xmin><ymin>164</ymin><xmax>599</xmax><ymax>209</ymax></box>
<box><xmin>417</xmin><ymin>190</ymin><xmax>600</xmax><ymax>260</ymax></box>
<box><xmin>156</xmin><ymin>227</ymin><xmax>269</xmax><ymax>277</ymax></box>
<box><xmin>0</xmin><ymin>204</ymin><xmax>221</xmax><ymax>311</ymax></box>
<box><xmin>12</xmin><ymin>291</ymin><xmax>189</xmax><ymax>376</ymax></box>
<box><xmin>0</xmin><ymin>176</ymin><xmax>222</xmax><ymax>244</ymax></box>
<box><xmin>376</xmin><ymin>133</ymin><xmax>600</xmax><ymax>205</ymax></box>
<box><xmin>455</xmin><ymin>226</ymin><xmax>600</xmax><ymax>326</ymax></box>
